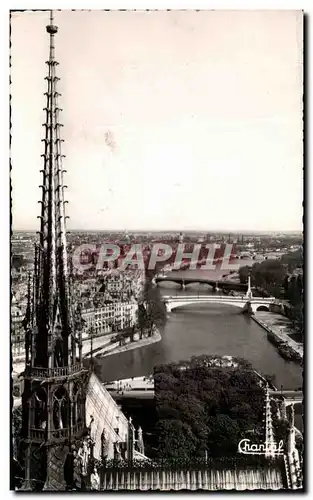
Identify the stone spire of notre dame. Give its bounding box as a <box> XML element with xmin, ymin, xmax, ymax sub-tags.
<box><xmin>20</xmin><ymin>11</ymin><xmax>88</xmax><ymax>491</ymax></box>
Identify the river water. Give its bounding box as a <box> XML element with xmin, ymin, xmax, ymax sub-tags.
<box><xmin>98</xmin><ymin>264</ymin><xmax>302</xmax><ymax>393</ymax></box>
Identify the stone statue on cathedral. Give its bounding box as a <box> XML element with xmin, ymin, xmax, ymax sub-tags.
<box><xmin>78</xmin><ymin>440</ymin><xmax>89</xmax><ymax>476</ymax></box>
<box><xmin>101</xmin><ymin>428</ymin><xmax>108</xmax><ymax>460</ymax></box>
<box><xmin>137</xmin><ymin>426</ymin><xmax>145</xmax><ymax>455</ymax></box>
<box><xmin>54</xmin><ymin>331</ymin><xmax>64</xmax><ymax>367</ymax></box>
<box><xmin>113</xmin><ymin>441</ymin><xmax>122</xmax><ymax>461</ymax></box>
<box><xmin>90</xmin><ymin>465</ymin><xmax>100</xmax><ymax>490</ymax></box>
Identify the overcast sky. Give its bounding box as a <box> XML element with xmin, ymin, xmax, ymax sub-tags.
<box><xmin>11</xmin><ymin>10</ymin><xmax>303</xmax><ymax>232</ymax></box>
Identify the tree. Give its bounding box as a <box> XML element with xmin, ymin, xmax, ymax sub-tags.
<box><xmin>239</xmin><ymin>266</ymin><xmax>250</xmax><ymax>284</ymax></box>
<box><xmin>154</xmin><ymin>357</ymin><xmax>265</xmax><ymax>460</ymax></box>
<box><xmin>137</xmin><ymin>303</ymin><xmax>147</xmax><ymax>339</ymax></box>
<box><xmin>156</xmin><ymin>419</ymin><xmax>198</xmax><ymax>460</ymax></box>
<box><xmin>136</xmin><ymin>281</ymin><xmax>166</xmax><ymax>339</ymax></box>
<box><xmin>207</xmin><ymin>414</ymin><xmax>241</xmax><ymax>456</ymax></box>
<box><xmin>284</xmin><ymin>274</ymin><xmax>303</xmax><ymax>336</ymax></box>
<box><xmin>129</xmin><ymin>324</ymin><xmax>135</xmax><ymax>342</ymax></box>
<box><xmin>142</xmin><ymin>282</ymin><xmax>167</xmax><ymax>329</ymax></box>
<box><xmin>281</xmin><ymin>249</ymin><xmax>303</xmax><ymax>273</ymax></box>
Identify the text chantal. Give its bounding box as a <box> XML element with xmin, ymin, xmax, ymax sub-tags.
<box><xmin>238</xmin><ymin>439</ymin><xmax>284</xmax><ymax>455</ymax></box>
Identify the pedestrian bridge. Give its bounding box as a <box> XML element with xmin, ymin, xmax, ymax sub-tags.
<box><xmin>163</xmin><ymin>295</ymin><xmax>275</xmax><ymax>313</ymax></box>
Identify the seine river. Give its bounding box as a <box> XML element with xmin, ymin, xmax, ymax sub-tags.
<box><xmin>98</xmin><ymin>264</ymin><xmax>302</xmax><ymax>392</ymax></box>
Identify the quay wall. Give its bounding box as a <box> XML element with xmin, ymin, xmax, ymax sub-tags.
<box><xmin>252</xmin><ymin>316</ymin><xmax>302</xmax><ymax>364</ymax></box>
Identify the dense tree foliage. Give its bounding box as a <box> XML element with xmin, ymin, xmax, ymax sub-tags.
<box><xmin>284</xmin><ymin>274</ymin><xmax>303</xmax><ymax>339</ymax></box>
<box><xmin>280</xmin><ymin>249</ymin><xmax>303</xmax><ymax>273</ymax></box>
<box><xmin>137</xmin><ymin>303</ymin><xmax>147</xmax><ymax>339</ymax></box>
<box><xmin>137</xmin><ymin>281</ymin><xmax>167</xmax><ymax>338</ymax></box>
<box><xmin>143</xmin><ymin>281</ymin><xmax>167</xmax><ymax>327</ymax></box>
<box><xmin>239</xmin><ymin>250</ymin><xmax>302</xmax><ymax>292</ymax></box>
<box><xmin>239</xmin><ymin>250</ymin><xmax>303</xmax><ymax>335</ymax></box>
<box><xmin>239</xmin><ymin>260</ymin><xmax>285</xmax><ymax>297</ymax></box>
<box><xmin>154</xmin><ymin>357</ymin><xmax>265</xmax><ymax>460</ymax></box>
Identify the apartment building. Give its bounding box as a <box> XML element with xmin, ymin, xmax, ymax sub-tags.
<box><xmin>82</xmin><ymin>300</ymin><xmax>138</xmax><ymax>338</ymax></box>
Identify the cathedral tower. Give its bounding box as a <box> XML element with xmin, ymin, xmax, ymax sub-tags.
<box><xmin>20</xmin><ymin>11</ymin><xmax>88</xmax><ymax>491</ymax></box>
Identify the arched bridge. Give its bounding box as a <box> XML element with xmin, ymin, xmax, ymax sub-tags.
<box><xmin>269</xmin><ymin>390</ymin><xmax>303</xmax><ymax>407</ymax></box>
<box><xmin>154</xmin><ymin>276</ymin><xmax>249</xmax><ymax>292</ymax></box>
<box><xmin>163</xmin><ymin>295</ymin><xmax>275</xmax><ymax>313</ymax></box>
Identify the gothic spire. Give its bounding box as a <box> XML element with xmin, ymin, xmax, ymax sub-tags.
<box><xmin>30</xmin><ymin>10</ymin><xmax>77</xmax><ymax>370</ymax></box>
<box><xmin>20</xmin><ymin>13</ymin><xmax>87</xmax><ymax>492</ymax></box>
<box><xmin>264</xmin><ymin>384</ymin><xmax>276</xmax><ymax>458</ymax></box>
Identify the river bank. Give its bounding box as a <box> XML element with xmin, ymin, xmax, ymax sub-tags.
<box><xmin>85</xmin><ymin>328</ymin><xmax>162</xmax><ymax>359</ymax></box>
<box><xmin>252</xmin><ymin>312</ymin><xmax>303</xmax><ymax>364</ymax></box>
<box><xmin>12</xmin><ymin>329</ymin><xmax>162</xmax><ymax>376</ymax></box>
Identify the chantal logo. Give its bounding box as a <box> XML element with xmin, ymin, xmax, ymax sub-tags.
<box><xmin>238</xmin><ymin>439</ymin><xmax>284</xmax><ymax>456</ymax></box>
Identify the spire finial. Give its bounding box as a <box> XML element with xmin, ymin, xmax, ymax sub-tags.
<box><xmin>46</xmin><ymin>9</ymin><xmax>58</xmax><ymax>35</ymax></box>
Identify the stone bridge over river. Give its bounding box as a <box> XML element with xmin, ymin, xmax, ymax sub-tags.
<box><xmin>163</xmin><ymin>295</ymin><xmax>275</xmax><ymax>314</ymax></box>
<box><xmin>153</xmin><ymin>275</ymin><xmax>248</xmax><ymax>291</ymax></box>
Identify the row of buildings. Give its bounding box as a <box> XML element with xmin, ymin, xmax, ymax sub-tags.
<box><xmin>81</xmin><ymin>300</ymin><xmax>138</xmax><ymax>337</ymax></box>
<box><xmin>77</xmin><ymin>269</ymin><xmax>145</xmax><ymax>337</ymax></box>
<box><xmin>11</xmin><ymin>268</ymin><xmax>145</xmax><ymax>359</ymax></box>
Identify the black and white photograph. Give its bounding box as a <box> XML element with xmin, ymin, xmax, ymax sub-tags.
<box><xmin>9</xmin><ymin>8</ymin><xmax>303</xmax><ymax>491</ymax></box>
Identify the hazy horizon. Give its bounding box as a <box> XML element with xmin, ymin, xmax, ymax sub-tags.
<box><xmin>11</xmin><ymin>10</ymin><xmax>303</xmax><ymax>232</ymax></box>
<box><xmin>12</xmin><ymin>227</ymin><xmax>302</xmax><ymax>235</ymax></box>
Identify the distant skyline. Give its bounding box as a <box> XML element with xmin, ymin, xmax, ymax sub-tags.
<box><xmin>11</xmin><ymin>10</ymin><xmax>303</xmax><ymax>232</ymax></box>
<box><xmin>12</xmin><ymin>228</ymin><xmax>302</xmax><ymax>235</ymax></box>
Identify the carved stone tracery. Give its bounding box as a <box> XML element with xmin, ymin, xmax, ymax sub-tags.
<box><xmin>53</xmin><ymin>386</ymin><xmax>69</xmax><ymax>430</ymax></box>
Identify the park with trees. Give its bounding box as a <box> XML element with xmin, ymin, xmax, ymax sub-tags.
<box><xmin>153</xmin><ymin>356</ymin><xmax>266</xmax><ymax>461</ymax></box>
